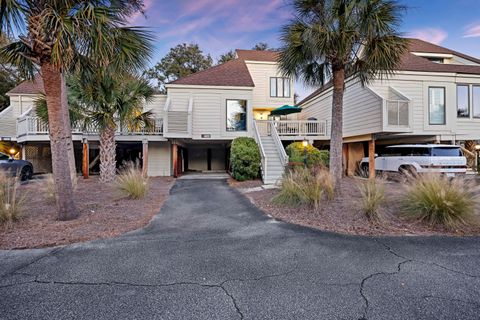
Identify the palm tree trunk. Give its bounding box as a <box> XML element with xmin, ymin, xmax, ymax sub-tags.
<box><xmin>329</xmin><ymin>66</ymin><xmax>345</xmax><ymax>192</ymax></box>
<box><xmin>40</xmin><ymin>63</ymin><xmax>78</xmax><ymax>220</ymax></box>
<box><xmin>99</xmin><ymin>125</ymin><xmax>117</xmax><ymax>183</ymax></box>
<box><xmin>60</xmin><ymin>73</ymin><xmax>78</xmax><ymax>186</ymax></box>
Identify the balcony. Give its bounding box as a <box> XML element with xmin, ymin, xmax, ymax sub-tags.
<box><xmin>255</xmin><ymin>120</ymin><xmax>328</xmax><ymax>140</ymax></box>
<box><xmin>16</xmin><ymin>116</ymin><xmax>163</xmax><ymax>141</ymax></box>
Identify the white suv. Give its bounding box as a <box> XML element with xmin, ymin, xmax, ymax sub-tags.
<box><xmin>360</xmin><ymin>144</ymin><xmax>467</xmax><ymax>176</ymax></box>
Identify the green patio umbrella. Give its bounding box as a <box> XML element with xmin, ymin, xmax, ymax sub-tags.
<box><xmin>269</xmin><ymin>105</ymin><xmax>302</xmax><ymax>116</ymax></box>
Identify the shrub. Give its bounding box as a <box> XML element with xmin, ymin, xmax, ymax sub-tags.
<box><xmin>230</xmin><ymin>137</ymin><xmax>261</xmax><ymax>181</ymax></box>
<box><xmin>42</xmin><ymin>174</ymin><xmax>57</xmax><ymax>204</ymax></box>
<box><xmin>401</xmin><ymin>174</ymin><xmax>478</xmax><ymax>229</ymax></box>
<box><xmin>273</xmin><ymin>166</ymin><xmax>334</xmax><ymax>211</ymax></box>
<box><xmin>0</xmin><ymin>172</ymin><xmax>24</xmax><ymax>225</ymax></box>
<box><xmin>286</xmin><ymin>142</ymin><xmax>329</xmax><ymax>167</ymax></box>
<box><xmin>116</xmin><ymin>162</ymin><xmax>149</xmax><ymax>199</ymax></box>
<box><xmin>358</xmin><ymin>178</ymin><xmax>385</xmax><ymax>222</ymax></box>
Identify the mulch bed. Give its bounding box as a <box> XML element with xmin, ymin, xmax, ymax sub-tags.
<box><xmin>243</xmin><ymin>177</ymin><xmax>480</xmax><ymax>236</ymax></box>
<box><xmin>0</xmin><ymin>176</ymin><xmax>174</xmax><ymax>249</ymax></box>
<box><xmin>227</xmin><ymin>177</ymin><xmax>264</xmax><ymax>189</ymax></box>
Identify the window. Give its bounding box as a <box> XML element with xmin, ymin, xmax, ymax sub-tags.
<box><xmin>270</xmin><ymin>77</ymin><xmax>290</xmax><ymax>98</ymax></box>
<box><xmin>431</xmin><ymin>147</ymin><xmax>462</xmax><ymax>157</ymax></box>
<box><xmin>473</xmin><ymin>86</ymin><xmax>480</xmax><ymax>118</ymax></box>
<box><xmin>427</xmin><ymin>57</ymin><xmax>444</xmax><ymax>64</ymax></box>
<box><xmin>457</xmin><ymin>85</ymin><xmax>469</xmax><ymax>118</ymax></box>
<box><xmin>226</xmin><ymin>99</ymin><xmax>247</xmax><ymax>131</ymax></box>
<box><xmin>429</xmin><ymin>87</ymin><xmax>446</xmax><ymax>125</ymax></box>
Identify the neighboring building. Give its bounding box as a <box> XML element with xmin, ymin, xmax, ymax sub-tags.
<box><xmin>299</xmin><ymin>38</ymin><xmax>480</xmax><ymax>175</ymax></box>
<box><xmin>0</xmin><ymin>50</ymin><xmax>326</xmax><ymax>183</ymax></box>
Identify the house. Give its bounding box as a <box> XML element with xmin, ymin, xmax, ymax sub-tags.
<box><xmin>0</xmin><ymin>50</ymin><xmax>326</xmax><ymax>183</ymax></box>
<box><xmin>298</xmin><ymin>38</ymin><xmax>480</xmax><ymax>176</ymax></box>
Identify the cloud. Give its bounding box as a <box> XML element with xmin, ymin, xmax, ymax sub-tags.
<box><xmin>463</xmin><ymin>22</ymin><xmax>480</xmax><ymax>38</ymax></box>
<box><xmin>408</xmin><ymin>28</ymin><xmax>448</xmax><ymax>45</ymax></box>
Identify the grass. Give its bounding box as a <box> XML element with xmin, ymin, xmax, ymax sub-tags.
<box><xmin>116</xmin><ymin>162</ymin><xmax>149</xmax><ymax>199</ymax></box>
<box><xmin>358</xmin><ymin>177</ymin><xmax>386</xmax><ymax>222</ymax></box>
<box><xmin>273</xmin><ymin>166</ymin><xmax>334</xmax><ymax>211</ymax></box>
<box><xmin>401</xmin><ymin>174</ymin><xmax>478</xmax><ymax>229</ymax></box>
<box><xmin>0</xmin><ymin>172</ymin><xmax>24</xmax><ymax>225</ymax></box>
<box><xmin>42</xmin><ymin>174</ymin><xmax>57</xmax><ymax>204</ymax></box>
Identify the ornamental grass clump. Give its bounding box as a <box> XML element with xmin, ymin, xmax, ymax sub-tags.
<box><xmin>116</xmin><ymin>161</ymin><xmax>149</xmax><ymax>199</ymax></box>
<box><xmin>401</xmin><ymin>174</ymin><xmax>478</xmax><ymax>229</ymax></box>
<box><xmin>358</xmin><ymin>178</ymin><xmax>386</xmax><ymax>222</ymax></box>
<box><xmin>273</xmin><ymin>166</ymin><xmax>334</xmax><ymax>211</ymax></box>
<box><xmin>0</xmin><ymin>172</ymin><xmax>24</xmax><ymax>225</ymax></box>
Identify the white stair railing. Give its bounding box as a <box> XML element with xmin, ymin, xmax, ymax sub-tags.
<box><xmin>269</xmin><ymin>120</ymin><xmax>288</xmax><ymax>166</ymax></box>
<box><xmin>253</xmin><ymin>120</ymin><xmax>267</xmax><ymax>181</ymax></box>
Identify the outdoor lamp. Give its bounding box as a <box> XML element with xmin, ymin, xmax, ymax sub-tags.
<box><xmin>475</xmin><ymin>144</ymin><xmax>480</xmax><ymax>151</ymax></box>
<box><xmin>9</xmin><ymin>148</ymin><xmax>16</xmax><ymax>155</ymax></box>
<box><xmin>302</xmin><ymin>139</ymin><xmax>308</xmax><ymax>167</ymax></box>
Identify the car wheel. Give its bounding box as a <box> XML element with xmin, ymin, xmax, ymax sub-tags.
<box><xmin>20</xmin><ymin>166</ymin><xmax>33</xmax><ymax>181</ymax></box>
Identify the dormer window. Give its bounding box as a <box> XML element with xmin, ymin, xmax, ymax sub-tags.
<box><xmin>270</xmin><ymin>77</ymin><xmax>291</xmax><ymax>98</ymax></box>
<box><xmin>427</xmin><ymin>57</ymin><xmax>444</xmax><ymax>64</ymax></box>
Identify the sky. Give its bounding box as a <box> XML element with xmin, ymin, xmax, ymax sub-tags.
<box><xmin>130</xmin><ymin>0</ymin><xmax>480</xmax><ymax>99</ymax></box>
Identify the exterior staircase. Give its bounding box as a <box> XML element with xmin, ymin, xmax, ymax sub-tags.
<box><xmin>253</xmin><ymin>121</ymin><xmax>288</xmax><ymax>185</ymax></box>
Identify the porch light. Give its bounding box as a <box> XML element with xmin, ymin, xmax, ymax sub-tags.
<box><xmin>8</xmin><ymin>148</ymin><xmax>16</xmax><ymax>155</ymax></box>
<box><xmin>302</xmin><ymin>139</ymin><xmax>308</xmax><ymax>148</ymax></box>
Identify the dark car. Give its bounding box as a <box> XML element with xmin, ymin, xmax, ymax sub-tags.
<box><xmin>0</xmin><ymin>152</ymin><xmax>34</xmax><ymax>180</ymax></box>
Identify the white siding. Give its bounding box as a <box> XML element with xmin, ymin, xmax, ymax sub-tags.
<box><xmin>147</xmin><ymin>141</ymin><xmax>171</xmax><ymax>176</ymax></box>
<box><xmin>145</xmin><ymin>94</ymin><xmax>167</xmax><ymax>117</ymax></box>
<box><xmin>8</xmin><ymin>95</ymin><xmax>36</xmax><ymax>117</ymax></box>
<box><xmin>300</xmin><ymin>80</ymin><xmax>383</xmax><ymax>138</ymax></box>
<box><xmin>0</xmin><ymin>106</ymin><xmax>17</xmax><ymax>138</ymax></box>
<box><xmin>245</xmin><ymin>62</ymin><xmax>295</xmax><ymax>109</ymax></box>
<box><xmin>167</xmin><ymin>87</ymin><xmax>253</xmax><ymax>140</ymax></box>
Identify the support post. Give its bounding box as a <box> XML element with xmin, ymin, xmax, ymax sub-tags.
<box><xmin>368</xmin><ymin>138</ymin><xmax>375</xmax><ymax>179</ymax></box>
<box><xmin>172</xmin><ymin>143</ymin><xmax>178</xmax><ymax>178</ymax></box>
<box><xmin>82</xmin><ymin>139</ymin><xmax>89</xmax><ymax>179</ymax></box>
<box><xmin>142</xmin><ymin>140</ymin><xmax>148</xmax><ymax>176</ymax></box>
<box><xmin>21</xmin><ymin>144</ymin><xmax>26</xmax><ymax>160</ymax></box>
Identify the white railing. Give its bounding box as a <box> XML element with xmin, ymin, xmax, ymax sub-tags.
<box><xmin>17</xmin><ymin>116</ymin><xmax>163</xmax><ymax>137</ymax></box>
<box><xmin>269</xmin><ymin>121</ymin><xmax>288</xmax><ymax>166</ymax></box>
<box><xmin>385</xmin><ymin>99</ymin><xmax>409</xmax><ymax>127</ymax></box>
<box><xmin>256</xmin><ymin>120</ymin><xmax>327</xmax><ymax>137</ymax></box>
<box><xmin>253</xmin><ymin>120</ymin><xmax>267</xmax><ymax>181</ymax></box>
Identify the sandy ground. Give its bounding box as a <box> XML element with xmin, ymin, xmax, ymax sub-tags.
<box><xmin>0</xmin><ymin>176</ymin><xmax>174</xmax><ymax>249</ymax></box>
<box><xmin>243</xmin><ymin>177</ymin><xmax>480</xmax><ymax>236</ymax></box>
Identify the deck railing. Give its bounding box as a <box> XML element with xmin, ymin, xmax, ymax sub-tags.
<box><xmin>256</xmin><ymin>120</ymin><xmax>327</xmax><ymax>137</ymax></box>
<box><xmin>17</xmin><ymin>116</ymin><xmax>163</xmax><ymax>137</ymax></box>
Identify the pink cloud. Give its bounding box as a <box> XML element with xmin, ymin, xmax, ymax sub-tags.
<box><xmin>463</xmin><ymin>23</ymin><xmax>480</xmax><ymax>38</ymax></box>
<box><xmin>408</xmin><ymin>28</ymin><xmax>448</xmax><ymax>45</ymax></box>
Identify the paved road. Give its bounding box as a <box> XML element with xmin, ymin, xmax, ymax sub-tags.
<box><xmin>1</xmin><ymin>179</ymin><xmax>480</xmax><ymax>320</ymax></box>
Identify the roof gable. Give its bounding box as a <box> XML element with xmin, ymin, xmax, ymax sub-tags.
<box><xmin>169</xmin><ymin>49</ymin><xmax>278</xmax><ymax>87</ymax></box>
<box><xmin>7</xmin><ymin>74</ymin><xmax>44</xmax><ymax>95</ymax></box>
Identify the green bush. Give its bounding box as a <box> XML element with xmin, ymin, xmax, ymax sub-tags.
<box><xmin>230</xmin><ymin>137</ymin><xmax>261</xmax><ymax>181</ymax></box>
<box><xmin>286</xmin><ymin>142</ymin><xmax>329</xmax><ymax>167</ymax></box>
<box><xmin>401</xmin><ymin>174</ymin><xmax>478</xmax><ymax>229</ymax></box>
<box><xmin>273</xmin><ymin>166</ymin><xmax>334</xmax><ymax>211</ymax></box>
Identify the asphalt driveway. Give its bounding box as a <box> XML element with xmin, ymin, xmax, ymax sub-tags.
<box><xmin>1</xmin><ymin>179</ymin><xmax>480</xmax><ymax>320</ymax></box>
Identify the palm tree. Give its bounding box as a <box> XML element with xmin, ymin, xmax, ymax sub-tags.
<box><xmin>0</xmin><ymin>1</ymin><xmax>152</xmax><ymax>220</ymax></box>
<box><xmin>69</xmin><ymin>72</ymin><xmax>155</xmax><ymax>183</ymax></box>
<box><xmin>278</xmin><ymin>0</ymin><xmax>408</xmax><ymax>190</ymax></box>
